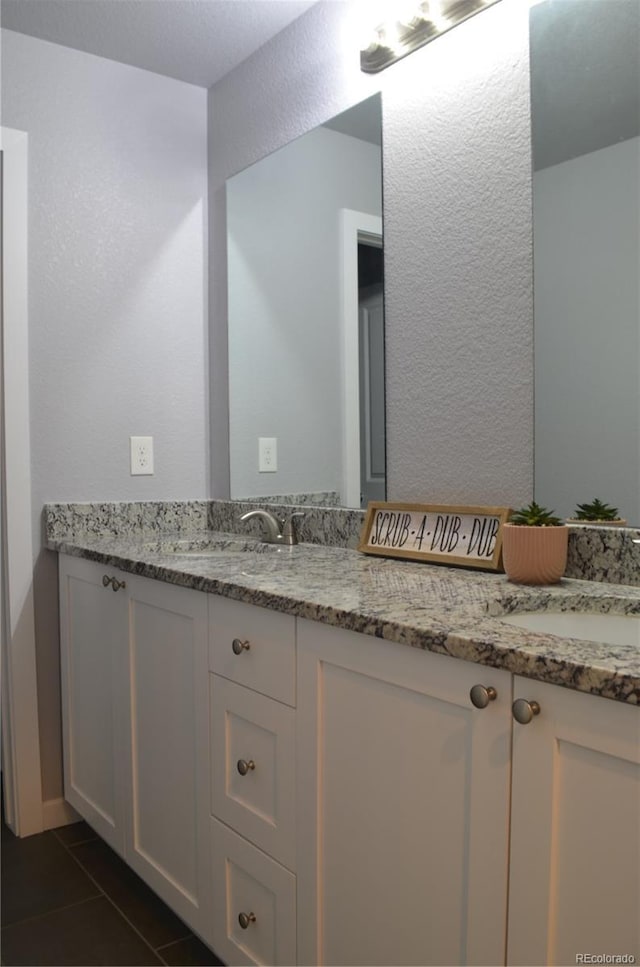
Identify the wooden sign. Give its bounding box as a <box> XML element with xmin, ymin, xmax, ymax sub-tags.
<box><xmin>358</xmin><ymin>502</ymin><xmax>511</xmax><ymax>571</ymax></box>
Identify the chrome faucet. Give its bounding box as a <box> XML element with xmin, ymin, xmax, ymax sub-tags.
<box><xmin>239</xmin><ymin>509</ymin><xmax>304</xmax><ymax>546</ymax></box>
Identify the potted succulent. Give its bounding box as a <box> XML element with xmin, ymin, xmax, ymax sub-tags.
<box><xmin>502</xmin><ymin>501</ymin><xmax>568</xmax><ymax>585</ymax></box>
<box><xmin>566</xmin><ymin>498</ymin><xmax>626</xmax><ymax>527</ymax></box>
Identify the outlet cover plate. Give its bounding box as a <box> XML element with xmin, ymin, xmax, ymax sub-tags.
<box><xmin>130</xmin><ymin>436</ymin><xmax>154</xmax><ymax>475</ymax></box>
<box><xmin>259</xmin><ymin>437</ymin><xmax>277</xmax><ymax>473</ymax></box>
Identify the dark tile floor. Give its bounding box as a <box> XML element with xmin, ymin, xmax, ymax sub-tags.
<box><xmin>1</xmin><ymin>818</ymin><xmax>224</xmax><ymax>966</ymax></box>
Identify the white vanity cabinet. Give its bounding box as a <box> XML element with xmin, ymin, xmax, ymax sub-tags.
<box><xmin>60</xmin><ymin>551</ymin><xmax>640</xmax><ymax>967</ymax></box>
<box><xmin>208</xmin><ymin>596</ymin><xmax>297</xmax><ymax>966</ymax></box>
<box><xmin>508</xmin><ymin>677</ymin><xmax>640</xmax><ymax>966</ymax></box>
<box><xmin>296</xmin><ymin>617</ymin><xmax>513</xmax><ymax>967</ymax></box>
<box><xmin>58</xmin><ymin>554</ymin><xmax>212</xmax><ymax>938</ymax></box>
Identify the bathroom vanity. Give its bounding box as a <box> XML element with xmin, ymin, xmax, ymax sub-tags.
<box><xmin>50</xmin><ymin>507</ymin><xmax>640</xmax><ymax>966</ymax></box>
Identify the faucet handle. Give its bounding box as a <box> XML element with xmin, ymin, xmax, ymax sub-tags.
<box><xmin>281</xmin><ymin>512</ymin><xmax>304</xmax><ymax>545</ymax></box>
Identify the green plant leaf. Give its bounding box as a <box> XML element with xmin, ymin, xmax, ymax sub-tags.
<box><xmin>573</xmin><ymin>498</ymin><xmax>620</xmax><ymax>521</ymax></box>
<box><xmin>509</xmin><ymin>501</ymin><xmax>562</xmax><ymax>527</ymax></box>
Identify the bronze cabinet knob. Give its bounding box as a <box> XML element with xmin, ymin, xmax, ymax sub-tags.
<box><xmin>512</xmin><ymin>698</ymin><xmax>541</xmax><ymax>724</ymax></box>
<box><xmin>232</xmin><ymin>638</ymin><xmax>250</xmax><ymax>655</ymax></box>
<box><xmin>237</xmin><ymin>759</ymin><xmax>255</xmax><ymax>776</ymax></box>
<box><xmin>470</xmin><ymin>685</ymin><xmax>497</xmax><ymax>709</ymax></box>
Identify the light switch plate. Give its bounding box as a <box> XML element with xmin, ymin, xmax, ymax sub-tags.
<box><xmin>130</xmin><ymin>436</ymin><xmax>154</xmax><ymax>475</ymax></box>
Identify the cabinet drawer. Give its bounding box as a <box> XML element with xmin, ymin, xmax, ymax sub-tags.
<box><xmin>211</xmin><ymin>817</ymin><xmax>296</xmax><ymax>967</ymax></box>
<box><xmin>209</xmin><ymin>596</ymin><xmax>295</xmax><ymax>706</ymax></box>
<box><xmin>211</xmin><ymin>675</ymin><xmax>296</xmax><ymax>871</ymax></box>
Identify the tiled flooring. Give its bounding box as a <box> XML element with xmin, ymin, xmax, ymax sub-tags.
<box><xmin>1</xmin><ymin>818</ymin><xmax>224</xmax><ymax>966</ymax></box>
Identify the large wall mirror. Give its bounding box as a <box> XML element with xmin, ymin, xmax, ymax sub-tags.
<box><xmin>227</xmin><ymin>93</ymin><xmax>384</xmax><ymax>509</ymax></box>
<box><xmin>228</xmin><ymin>4</ymin><xmax>638</xmax><ymax>522</ymax></box>
<box><xmin>531</xmin><ymin>0</ymin><xmax>639</xmax><ymax>525</ymax></box>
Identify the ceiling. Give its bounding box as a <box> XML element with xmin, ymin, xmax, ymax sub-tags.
<box><xmin>0</xmin><ymin>0</ymin><xmax>319</xmax><ymax>88</ymax></box>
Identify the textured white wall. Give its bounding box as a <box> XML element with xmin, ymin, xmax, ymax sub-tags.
<box><xmin>227</xmin><ymin>126</ymin><xmax>382</xmax><ymax>500</ymax></box>
<box><xmin>383</xmin><ymin>4</ymin><xmax>533</xmax><ymax>505</ymax></box>
<box><xmin>2</xmin><ymin>29</ymin><xmax>208</xmax><ymax>800</ymax></box>
<box><xmin>534</xmin><ymin>137</ymin><xmax>640</xmax><ymax>523</ymax></box>
<box><xmin>209</xmin><ymin>0</ymin><xmax>534</xmax><ymax>507</ymax></box>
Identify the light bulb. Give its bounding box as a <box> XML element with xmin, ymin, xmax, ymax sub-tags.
<box><xmin>424</xmin><ymin>0</ymin><xmax>451</xmax><ymax>31</ymax></box>
<box><xmin>378</xmin><ymin>21</ymin><xmax>405</xmax><ymax>55</ymax></box>
<box><xmin>395</xmin><ymin>1</ymin><xmax>424</xmax><ymax>28</ymax></box>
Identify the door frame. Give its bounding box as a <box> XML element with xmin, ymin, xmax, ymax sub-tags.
<box><xmin>339</xmin><ymin>209</ymin><xmax>383</xmax><ymax>508</ymax></box>
<box><xmin>1</xmin><ymin>126</ymin><xmax>44</xmax><ymax>836</ymax></box>
<box><xmin>358</xmin><ymin>282</ymin><xmax>385</xmax><ymax>505</ymax></box>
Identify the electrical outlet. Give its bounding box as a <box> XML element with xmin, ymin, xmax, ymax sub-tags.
<box><xmin>130</xmin><ymin>436</ymin><xmax>154</xmax><ymax>475</ymax></box>
<box><xmin>259</xmin><ymin>437</ymin><xmax>277</xmax><ymax>473</ymax></box>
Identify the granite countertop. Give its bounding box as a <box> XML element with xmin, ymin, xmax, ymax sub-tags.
<box><xmin>47</xmin><ymin>526</ymin><xmax>640</xmax><ymax>705</ymax></box>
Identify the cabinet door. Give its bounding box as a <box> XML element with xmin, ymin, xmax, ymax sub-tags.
<box><xmin>297</xmin><ymin>618</ymin><xmax>512</xmax><ymax>967</ymax></box>
<box><xmin>122</xmin><ymin>575</ymin><xmax>210</xmax><ymax>936</ymax></box>
<box><xmin>508</xmin><ymin>678</ymin><xmax>640</xmax><ymax>966</ymax></box>
<box><xmin>59</xmin><ymin>554</ymin><xmax>127</xmax><ymax>854</ymax></box>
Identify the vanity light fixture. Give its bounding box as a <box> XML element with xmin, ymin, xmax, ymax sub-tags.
<box><xmin>360</xmin><ymin>0</ymin><xmax>503</xmax><ymax>73</ymax></box>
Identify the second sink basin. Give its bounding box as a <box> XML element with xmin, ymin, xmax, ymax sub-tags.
<box><xmin>144</xmin><ymin>536</ymin><xmax>283</xmax><ymax>557</ymax></box>
<box><xmin>499</xmin><ymin>611</ymin><xmax>640</xmax><ymax>647</ymax></box>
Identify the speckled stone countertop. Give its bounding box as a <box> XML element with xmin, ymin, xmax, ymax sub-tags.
<box><xmin>46</xmin><ymin>528</ymin><xmax>640</xmax><ymax>705</ymax></box>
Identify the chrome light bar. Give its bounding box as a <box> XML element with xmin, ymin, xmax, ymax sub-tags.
<box><xmin>360</xmin><ymin>0</ymin><xmax>503</xmax><ymax>73</ymax></box>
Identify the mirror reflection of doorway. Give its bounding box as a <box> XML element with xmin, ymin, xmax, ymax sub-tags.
<box><xmin>358</xmin><ymin>241</ymin><xmax>385</xmax><ymax>507</ymax></box>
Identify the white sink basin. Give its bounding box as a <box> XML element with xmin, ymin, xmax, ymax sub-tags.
<box><xmin>143</xmin><ymin>537</ymin><xmax>282</xmax><ymax>556</ymax></box>
<box><xmin>499</xmin><ymin>611</ymin><xmax>640</xmax><ymax>647</ymax></box>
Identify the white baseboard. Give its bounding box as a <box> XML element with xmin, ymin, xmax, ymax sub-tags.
<box><xmin>42</xmin><ymin>796</ymin><xmax>81</xmax><ymax>830</ymax></box>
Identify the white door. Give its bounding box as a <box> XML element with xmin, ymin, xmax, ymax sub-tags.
<box><xmin>297</xmin><ymin>618</ymin><xmax>512</xmax><ymax>966</ymax></box>
<box><xmin>359</xmin><ymin>282</ymin><xmax>385</xmax><ymax>506</ymax></box>
<box><xmin>508</xmin><ymin>677</ymin><xmax>640</xmax><ymax>966</ymax></box>
<box><xmin>340</xmin><ymin>210</ymin><xmax>383</xmax><ymax>508</ymax></box>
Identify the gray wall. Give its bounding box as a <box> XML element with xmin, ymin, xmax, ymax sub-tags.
<box><xmin>209</xmin><ymin>0</ymin><xmax>534</xmax><ymax>506</ymax></box>
<box><xmin>2</xmin><ymin>29</ymin><xmax>209</xmax><ymax>800</ymax></box>
<box><xmin>2</xmin><ymin>30</ymin><xmax>209</xmax><ymax>507</ymax></box>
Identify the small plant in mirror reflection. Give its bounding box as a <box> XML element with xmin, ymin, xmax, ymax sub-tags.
<box><xmin>509</xmin><ymin>502</ymin><xmax>563</xmax><ymax>527</ymax></box>
<box><xmin>573</xmin><ymin>498</ymin><xmax>621</xmax><ymax>522</ymax></box>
